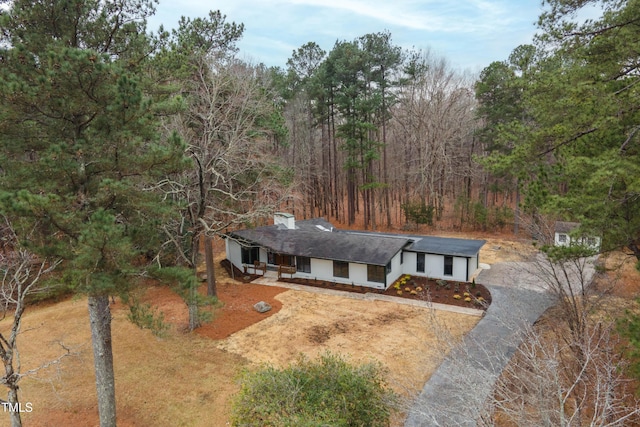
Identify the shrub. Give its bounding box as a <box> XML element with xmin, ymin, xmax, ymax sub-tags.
<box><xmin>231</xmin><ymin>352</ymin><xmax>398</xmax><ymax>426</ymax></box>
<box><xmin>401</xmin><ymin>201</ymin><xmax>434</xmax><ymax>227</ymax></box>
<box><xmin>127</xmin><ymin>298</ymin><xmax>169</xmax><ymax>338</ymax></box>
<box><xmin>453</xmin><ymin>294</ymin><xmax>461</xmax><ymax>300</ymax></box>
<box><xmin>464</xmin><ymin>297</ymin><xmax>472</xmax><ymax>302</ymax></box>
<box><xmin>149</xmin><ymin>266</ymin><xmax>220</xmax><ymax>329</ymax></box>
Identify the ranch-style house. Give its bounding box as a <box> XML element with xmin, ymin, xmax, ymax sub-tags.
<box><xmin>225</xmin><ymin>213</ymin><xmax>485</xmax><ymax>290</ymax></box>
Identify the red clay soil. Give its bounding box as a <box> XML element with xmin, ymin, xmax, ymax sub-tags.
<box><xmin>195</xmin><ymin>281</ymin><xmax>286</xmax><ymax>340</ymax></box>
<box><xmin>135</xmin><ymin>276</ymin><xmax>287</xmax><ymax>340</ymax></box>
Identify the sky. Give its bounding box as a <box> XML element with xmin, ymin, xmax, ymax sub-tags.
<box><xmin>147</xmin><ymin>0</ymin><xmax>547</xmax><ymax>74</ymax></box>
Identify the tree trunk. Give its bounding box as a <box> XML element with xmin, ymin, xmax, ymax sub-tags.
<box><xmin>514</xmin><ymin>179</ymin><xmax>520</xmax><ymax>235</ymax></box>
<box><xmin>188</xmin><ymin>285</ymin><xmax>200</xmax><ymax>331</ymax></box>
<box><xmin>88</xmin><ymin>294</ymin><xmax>116</xmax><ymax>427</ymax></box>
<box><xmin>347</xmin><ymin>169</ymin><xmax>356</xmax><ymax>225</ymax></box>
<box><xmin>204</xmin><ymin>235</ymin><xmax>217</xmax><ymax>297</ymax></box>
<box><xmin>6</xmin><ymin>380</ymin><xmax>22</xmax><ymax>427</ymax></box>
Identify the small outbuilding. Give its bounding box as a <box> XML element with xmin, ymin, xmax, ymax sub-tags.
<box><xmin>554</xmin><ymin>221</ymin><xmax>601</xmax><ymax>250</ymax></box>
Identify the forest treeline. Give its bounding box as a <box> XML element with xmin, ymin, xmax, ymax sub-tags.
<box><xmin>269</xmin><ymin>35</ymin><xmax>505</xmax><ymax>232</ymax></box>
<box><xmin>266</xmin><ymin>0</ymin><xmax>640</xmax><ymax>261</ymax></box>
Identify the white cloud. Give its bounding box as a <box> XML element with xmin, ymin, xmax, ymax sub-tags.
<box><xmin>279</xmin><ymin>0</ymin><xmax>520</xmax><ymax>33</ymax></box>
<box><xmin>149</xmin><ymin>0</ymin><xmax>546</xmax><ymax>70</ymax></box>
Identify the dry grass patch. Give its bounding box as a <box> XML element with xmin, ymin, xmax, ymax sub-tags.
<box><xmin>8</xmin><ymin>286</ymin><xmax>479</xmax><ymax>427</ymax></box>
<box><xmin>14</xmin><ymin>296</ymin><xmax>246</xmax><ymax>427</ymax></box>
<box><xmin>216</xmin><ymin>290</ymin><xmax>479</xmax><ymax>397</ymax></box>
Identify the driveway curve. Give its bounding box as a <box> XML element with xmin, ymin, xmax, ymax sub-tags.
<box><xmin>404</xmin><ymin>257</ymin><xmax>595</xmax><ymax>426</ymax></box>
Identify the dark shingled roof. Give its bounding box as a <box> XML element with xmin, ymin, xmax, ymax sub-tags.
<box><xmin>555</xmin><ymin>221</ymin><xmax>580</xmax><ymax>234</ymax></box>
<box><xmin>405</xmin><ymin>235</ymin><xmax>486</xmax><ymax>257</ymax></box>
<box><xmin>230</xmin><ymin>220</ymin><xmax>409</xmax><ymax>266</ymax></box>
<box><xmin>229</xmin><ymin>218</ymin><xmax>485</xmax><ymax>265</ymax></box>
<box><xmin>343</xmin><ymin>230</ymin><xmax>485</xmax><ymax>258</ymax></box>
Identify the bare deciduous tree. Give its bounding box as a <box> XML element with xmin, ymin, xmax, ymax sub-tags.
<box><xmin>480</xmin><ymin>247</ymin><xmax>640</xmax><ymax>426</ymax></box>
<box><xmin>0</xmin><ymin>219</ymin><xmax>63</xmax><ymax>427</ymax></box>
<box><xmin>531</xmin><ymin>245</ymin><xmax>601</xmax><ymax>353</ymax></box>
<box><xmin>406</xmin><ymin>247</ymin><xmax>640</xmax><ymax>427</ymax></box>
<box><xmin>160</xmin><ymin>55</ymin><xmax>291</xmax><ymax>330</ymax></box>
<box><xmin>390</xmin><ymin>50</ymin><xmax>479</xmax><ymax>224</ymax></box>
<box><xmin>483</xmin><ymin>321</ymin><xmax>640</xmax><ymax>427</ymax></box>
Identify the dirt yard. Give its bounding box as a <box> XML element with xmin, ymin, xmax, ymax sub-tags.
<box><xmin>11</xmin><ymin>234</ymin><xmax>536</xmax><ymax>427</ymax></box>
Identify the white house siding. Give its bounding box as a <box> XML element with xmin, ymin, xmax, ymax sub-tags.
<box><xmin>259</xmin><ymin>248</ymin><xmax>268</xmax><ymax>264</ymax></box>
<box><xmin>554</xmin><ymin>232</ymin><xmax>601</xmax><ymax>250</ymax></box>
<box><xmin>293</xmin><ymin>258</ymin><xmax>336</xmax><ymax>284</ymax></box>
<box><xmin>349</xmin><ymin>263</ymin><xmax>369</xmax><ymax>286</ymax></box>
<box><xmin>226</xmin><ymin>239</ymin><xmax>242</xmax><ymax>269</ymax></box>
<box><xmin>226</xmin><ymin>239</ymin><xmax>269</xmax><ymax>272</ymax></box>
<box><xmin>467</xmin><ymin>256</ymin><xmax>479</xmax><ymax>280</ymax></box>
<box><xmin>451</xmin><ymin>257</ymin><xmax>467</xmax><ymax>282</ymax></box>
<box><xmin>292</xmin><ymin>258</ymin><xmax>390</xmax><ymax>290</ymax></box>
<box><xmin>402</xmin><ymin>251</ymin><xmax>471</xmax><ymax>282</ymax></box>
<box><xmin>386</xmin><ymin>252</ymin><xmax>403</xmax><ymax>287</ymax></box>
<box><xmin>402</xmin><ymin>251</ymin><xmax>418</xmax><ymax>276</ymax></box>
<box><xmin>424</xmin><ymin>254</ymin><xmax>444</xmax><ymax>279</ymax></box>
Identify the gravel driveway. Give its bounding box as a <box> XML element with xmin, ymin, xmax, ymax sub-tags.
<box><xmin>404</xmin><ymin>255</ymin><xmax>597</xmax><ymax>426</ymax></box>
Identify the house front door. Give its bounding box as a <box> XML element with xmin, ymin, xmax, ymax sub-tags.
<box><xmin>268</xmin><ymin>252</ymin><xmax>294</xmax><ymax>266</ymax></box>
<box><xmin>275</xmin><ymin>254</ymin><xmax>294</xmax><ymax>266</ymax></box>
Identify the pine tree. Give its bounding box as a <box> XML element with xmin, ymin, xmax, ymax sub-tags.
<box><xmin>486</xmin><ymin>0</ymin><xmax>640</xmax><ymax>257</ymax></box>
<box><xmin>0</xmin><ymin>1</ymin><xmax>185</xmax><ymax>425</ymax></box>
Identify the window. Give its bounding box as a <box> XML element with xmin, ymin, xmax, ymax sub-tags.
<box><xmin>297</xmin><ymin>256</ymin><xmax>311</xmax><ymax>273</ymax></box>
<box><xmin>333</xmin><ymin>261</ymin><xmax>349</xmax><ymax>278</ymax></box>
<box><xmin>444</xmin><ymin>256</ymin><xmax>453</xmax><ymax>276</ymax></box>
<box><xmin>367</xmin><ymin>264</ymin><xmax>385</xmax><ymax>283</ymax></box>
<box><xmin>400</xmin><ymin>252</ymin><xmax>404</xmax><ymax>264</ymax></box>
<box><xmin>558</xmin><ymin>234</ymin><xmax>567</xmax><ymax>243</ymax></box>
<box><xmin>241</xmin><ymin>247</ymin><xmax>260</xmax><ymax>264</ymax></box>
<box><xmin>586</xmin><ymin>237</ymin><xmax>597</xmax><ymax>247</ymax></box>
<box><xmin>416</xmin><ymin>253</ymin><xmax>425</xmax><ymax>273</ymax></box>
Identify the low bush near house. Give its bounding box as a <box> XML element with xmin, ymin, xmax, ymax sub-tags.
<box><xmin>231</xmin><ymin>352</ymin><xmax>398</xmax><ymax>426</ymax></box>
